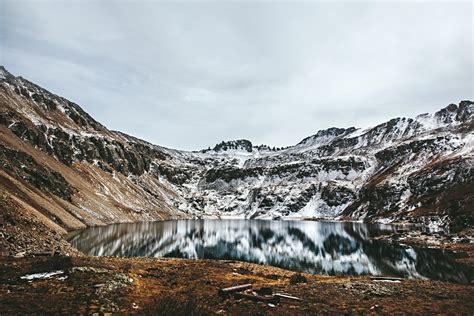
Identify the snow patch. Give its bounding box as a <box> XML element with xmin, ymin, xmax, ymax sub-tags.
<box><xmin>20</xmin><ymin>270</ymin><xmax>65</xmax><ymax>281</ymax></box>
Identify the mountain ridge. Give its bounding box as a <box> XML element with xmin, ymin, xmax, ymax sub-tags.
<box><xmin>0</xmin><ymin>66</ymin><xmax>472</xmax><ymax>246</ymax></box>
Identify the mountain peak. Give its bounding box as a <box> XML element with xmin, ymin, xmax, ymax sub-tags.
<box><xmin>434</xmin><ymin>100</ymin><xmax>473</xmax><ymax>123</ymax></box>
<box><xmin>297</xmin><ymin>127</ymin><xmax>356</xmax><ymax>148</ymax></box>
<box><xmin>0</xmin><ymin>65</ymin><xmax>14</xmax><ymax>81</ymax></box>
<box><xmin>205</xmin><ymin>139</ymin><xmax>253</xmax><ymax>153</ymax></box>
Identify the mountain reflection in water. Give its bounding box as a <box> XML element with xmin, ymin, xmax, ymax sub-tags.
<box><xmin>67</xmin><ymin>220</ymin><xmax>470</xmax><ymax>283</ymax></box>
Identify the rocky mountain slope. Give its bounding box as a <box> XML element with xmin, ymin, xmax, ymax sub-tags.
<box><xmin>0</xmin><ymin>66</ymin><xmax>472</xmax><ymax>241</ymax></box>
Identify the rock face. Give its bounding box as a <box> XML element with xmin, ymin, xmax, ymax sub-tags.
<box><xmin>0</xmin><ymin>144</ymin><xmax>74</xmax><ymax>201</ymax></box>
<box><xmin>208</xmin><ymin>140</ymin><xmax>253</xmax><ymax>153</ymax></box>
<box><xmin>0</xmin><ymin>65</ymin><xmax>472</xmax><ymax>233</ymax></box>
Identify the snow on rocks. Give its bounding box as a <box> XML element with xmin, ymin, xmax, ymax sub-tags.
<box><xmin>1</xmin><ymin>65</ymin><xmax>472</xmax><ymax>229</ymax></box>
<box><xmin>20</xmin><ymin>270</ymin><xmax>65</xmax><ymax>281</ymax></box>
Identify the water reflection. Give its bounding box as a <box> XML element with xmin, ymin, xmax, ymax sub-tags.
<box><xmin>67</xmin><ymin>220</ymin><xmax>470</xmax><ymax>283</ymax></box>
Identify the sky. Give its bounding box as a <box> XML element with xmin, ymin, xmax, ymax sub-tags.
<box><xmin>1</xmin><ymin>1</ymin><xmax>473</xmax><ymax>150</ymax></box>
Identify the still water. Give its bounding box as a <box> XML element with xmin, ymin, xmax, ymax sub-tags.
<box><xmin>66</xmin><ymin>219</ymin><xmax>470</xmax><ymax>283</ymax></box>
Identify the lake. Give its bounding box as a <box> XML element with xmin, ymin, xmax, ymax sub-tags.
<box><xmin>66</xmin><ymin>219</ymin><xmax>470</xmax><ymax>283</ymax></box>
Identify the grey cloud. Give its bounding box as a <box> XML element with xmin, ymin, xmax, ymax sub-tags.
<box><xmin>1</xmin><ymin>1</ymin><xmax>472</xmax><ymax>150</ymax></box>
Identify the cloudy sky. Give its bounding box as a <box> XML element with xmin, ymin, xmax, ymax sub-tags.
<box><xmin>1</xmin><ymin>1</ymin><xmax>473</xmax><ymax>150</ymax></box>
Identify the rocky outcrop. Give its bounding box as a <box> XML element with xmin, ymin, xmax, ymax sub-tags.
<box><xmin>0</xmin><ymin>144</ymin><xmax>74</xmax><ymax>201</ymax></box>
<box><xmin>210</xmin><ymin>139</ymin><xmax>253</xmax><ymax>153</ymax></box>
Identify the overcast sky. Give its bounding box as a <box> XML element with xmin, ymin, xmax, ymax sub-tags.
<box><xmin>1</xmin><ymin>1</ymin><xmax>473</xmax><ymax>150</ymax></box>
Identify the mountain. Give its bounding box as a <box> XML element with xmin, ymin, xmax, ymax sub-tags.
<box><xmin>0</xmin><ymin>66</ymin><xmax>472</xmax><ymax>243</ymax></box>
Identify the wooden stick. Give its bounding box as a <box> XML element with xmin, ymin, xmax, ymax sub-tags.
<box><xmin>234</xmin><ymin>292</ymin><xmax>280</xmax><ymax>304</ymax></box>
<box><xmin>275</xmin><ymin>293</ymin><xmax>303</xmax><ymax>301</ymax></box>
<box><xmin>218</xmin><ymin>284</ymin><xmax>252</xmax><ymax>298</ymax></box>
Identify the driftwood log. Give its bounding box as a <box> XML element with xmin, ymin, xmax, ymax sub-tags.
<box><xmin>218</xmin><ymin>284</ymin><xmax>253</xmax><ymax>298</ymax></box>
<box><xmin>218</xmin><ymin>284</ymin><xmax>301</xmax><ymax>305</ymax></box>
<box><xmin>275</xmin><ymin>293</ymin><xmax>303</xmax><ymax>301</ymax></box>
<box><xmin>234</xmin><ymin>292</ymin><xmax>280</xmax><ymax>304</ymax></box>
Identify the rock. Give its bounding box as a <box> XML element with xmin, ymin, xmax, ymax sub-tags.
<box><xmin>256</xmin><ymin>287</ymin><xmax>273</xmax><ymax>296</ymax></box>
<box><xmin>96</xmin><ymin>273</ymin><xmax>134</xmax><ymax>298</ymax></box>
<box><xmin>71</xmin><ymin>267</ymin><xmax>110</xmax><ymax>274</ymax></box>
<box><xmin>211</xmin><ymin>140</ymin><xmax>253</xmax><ymax>153</ymax></box>
<box><xmin>289</xmin><ymin>273</ymin><xmax>307</xmax><ymax>285</ymax></box>
<box><xmin>14</xmin><ymin>251</ymin><xmax>26</xmax><ymax>258</ymax></box>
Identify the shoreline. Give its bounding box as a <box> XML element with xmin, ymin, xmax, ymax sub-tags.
<box><xmin>2</xmin><ymin>200</ymin><xmax>473</xmax><ymax>314</ymax></box>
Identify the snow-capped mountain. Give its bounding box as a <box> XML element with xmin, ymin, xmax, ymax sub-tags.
<box><xmin>169</xmin><ymin>101</ymin><xmax>472</xmax><ymax>231</ymax></box>
<box><xmin>0</xmin><ymin>66</ymin><xmax>472</xmax><ymax>233</ymax></box>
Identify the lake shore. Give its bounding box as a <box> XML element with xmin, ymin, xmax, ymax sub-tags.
<box><xmin>374</xmin><ymin>228</ymin><xmax>474</xmax><ymax>266</ymax></box>
<box><xmin>1</xmin><ymin>244</ymin><xmax>474</xmax><ymax>313</ymax></box>
<box><xmin>1</xmin><ymin>196</ymin><xmax>474</xmax><ymax>314</ymax></box>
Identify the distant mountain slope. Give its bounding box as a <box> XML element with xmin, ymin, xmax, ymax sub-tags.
<box><xmin>0</xmin><ymin>66</ymin><xmax>188</xmax><ymax>235</ymax></box>
<box><xmin>0</xmin><ymin>66</ymin><xmax>472</xmax><ymax>236</ymax></box>
<box><xmin>180</xmin><ymin>102</ymin><xmax>473</xmax><ymax>231</ymax></box>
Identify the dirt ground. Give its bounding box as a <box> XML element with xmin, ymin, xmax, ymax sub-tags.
<box><xmin>0</xmin><ymin>254</ymin><xmax>473</xmax><ymax>315</ymax></box>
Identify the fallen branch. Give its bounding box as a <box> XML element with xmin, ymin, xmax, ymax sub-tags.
<box><xmin>275</xmin><ymin>293</ymin><xmax>303</xmax><ymax>301</ymax></box>
<box><xmin>234</xmin><ymin>292</ymin><xmax>280</xmax><ymax>304</ymax></box>
<box><xmin>218</xmin><ymin>284</ymin><xmax>252</xmax><ymax>298</ymax></box>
